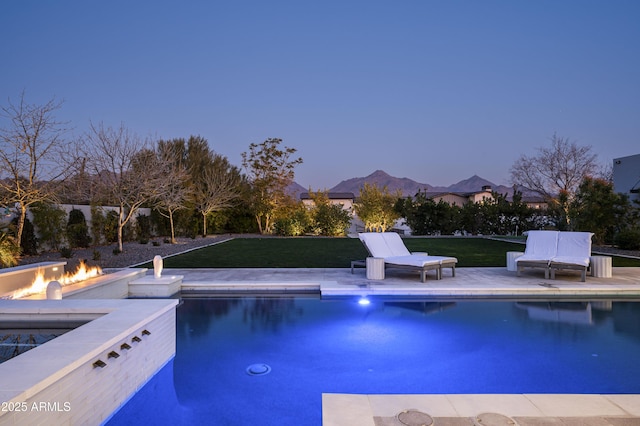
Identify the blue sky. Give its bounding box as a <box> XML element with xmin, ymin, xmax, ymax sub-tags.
<box><xmin>2</xmin><ymin>1</ymin><xmax>638</xmax><ymax>189</ymax></box>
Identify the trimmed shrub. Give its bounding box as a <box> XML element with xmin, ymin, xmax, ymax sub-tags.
<box><xmin>60</xmin><ymin>247</ymin><xmax>74</xmax><ymax>258</ymax></box>
<box><xmin>104</xmin><ymin>211</ymin><xmax>119</xmax><ymax>243</ymax></box>
<box><xmin>136</xmin><ymin>213</ymin><xmax>153</xmax><ymax>240</ymax></box>
<box><xmin>67</xmin><ymin>209</ymin><xmax>91</xmax><ymax>248</ymax></box>
<box><xmin>312</xmin><ymin>204</ymin><xmax>351</xmax><ymax>236</ymax></box>
<box><xmin>30</xmin><ymin>202</ymin><xmax>67</xmax><ymax>250</ymax></box>
<box><xmin>11</xmin><ymin>217</ymin><xmax>38</xmax><ymax>255</ymax></box>
<box><xmin>0</xmin><ymin>232</ymin><xmax>21</xmax><ymax>267</ymax></box>
<box><xmin>615</xmin><ymin>228</ymin><xmax>640</xmax><ymax>251</ymax></box>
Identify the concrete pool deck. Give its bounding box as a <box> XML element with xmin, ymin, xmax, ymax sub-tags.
<box><xmin>159</xmin><ymin>265</ymin><xmax>640</xmax><ymax>425</ymax></box>
<box><xmin>166</xmin><ymin>265</ymin><xmax>640</xmax><ymax>299</ymax></box>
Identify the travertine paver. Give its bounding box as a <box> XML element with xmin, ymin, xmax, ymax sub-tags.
<box><xmin>169</xmin><ymin>266</ymin><xmax>640</xmax><ymax>298</ymax></box>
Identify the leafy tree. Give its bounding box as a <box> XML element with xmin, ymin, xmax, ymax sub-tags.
<box><xmin>307</xmin><ymin>190</ymin><xmax>351</xmax><ymax>236</ymax></box>
<box><xmin>398</xmin><ymin>191</ymin><xmax>459</xmax><ymax>235</ymax></box>
<box><xmin>160</xmin><ymin>136</ymin><xmax>244</xmax><ymax>237</ymax></box>
<box><xmin>505</xmin><ymin>190</ymin><xmax>538</xmax><ymax>235</ymax></box>
<box><xmin>510</xmin><ymin>133</ymin><xmax>599</xmax><ymax>225</ymax></box>
<box><xmin>615</xmin><ymin>228</ymin><xmax>640</xmax><ymax>250</ymax></box>
<box><xmin>354</xmin><ymin>183</ymin><xmax>402</xmax><ymax>232</ymax></box>
<box><xmin>273</xmin><ymin>202</ymin><xmax>310</xmax><ymax>236</ymax></box>
<box><xmin>0</xmin><ymin>93</ymin><xmax>76</xmax><ymax>248</ymax></box>
<box><xmin>241</xmin><ymin>138</ymin><xmax>303</xmax><ymax>234</ymax></box>
<box><xmin>569</xmin><ymin>177</ymin><xmax>631</xmax><ymax>244</ymax></box>
<box><xmin>30</xmin><ymin>202</ymin><xmax>67</xmax><ymax>250</ymax></box>
<box><xmin>458</xmin><ymin>201</ymin><xmax>482</xmax><ymax>235</ymax></box>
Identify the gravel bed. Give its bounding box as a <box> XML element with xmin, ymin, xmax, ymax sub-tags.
<box><xmin>18</xmin><ymin>235</ymin><xmax>234</xmax><ymax>271</ymax></box>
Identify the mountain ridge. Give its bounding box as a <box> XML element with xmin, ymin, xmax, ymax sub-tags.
<box><xmin>328</xmin><ymin>170</ymin><xmax>514</xmax><ymax>196</ymax></box>
<box><xmin>288</xmin><ymin>170</ymin><xmax>538</xmax><ymax>199</ymax></box>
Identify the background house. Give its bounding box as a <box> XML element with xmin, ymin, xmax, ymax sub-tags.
<box><xmin>299</xmin><ymin>192</ymin><xmax>355</xmax><ymax>211</ymax></box>
<box><xmin>613</xmin><ymin>153</ymin><xmax>640</xmax><ymax>204</ymax></box>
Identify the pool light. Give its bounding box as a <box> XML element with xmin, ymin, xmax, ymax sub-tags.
<box><xmin>358</xmin><ymin>296</ymin><xmax>371</xmax><ymax>306</ymax></box>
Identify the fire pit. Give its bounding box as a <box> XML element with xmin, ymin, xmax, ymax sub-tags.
<box><xmin>0</xmin><ymin>262</ymin><xmax>147</xmax><ymax>300</ymax></box>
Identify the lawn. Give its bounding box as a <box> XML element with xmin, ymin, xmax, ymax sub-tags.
<box><xmin>146</xmin><ymin>236</ymin><xmax>640</xmax><ymax>268</ymax></box>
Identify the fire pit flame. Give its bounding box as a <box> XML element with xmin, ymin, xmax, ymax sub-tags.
<box><xmin>10</xmin><ymin>261</ymin><xmax>103</xmax><ymax>299</ymax></box>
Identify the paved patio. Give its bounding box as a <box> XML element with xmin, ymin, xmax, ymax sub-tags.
<box><xmin>157</xmin><ymin>265</ymin><xmax>640</xmax><ymax>425</ymax></box>
<box><xmin>161</xmin><ymin>265</ymin><xmax>640</xmax><ymax>299</ymax></box>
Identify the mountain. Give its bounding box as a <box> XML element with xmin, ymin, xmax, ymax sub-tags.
<box><xmin>329</xmin><ymin>170</ymin><xmax>431</xmax><ymax>196</ymax></box>
<box><xmin>295</xmin><ymin>170</ymin><xmax>532</xmax><ymax>199</ymax></box>
<box><xmin>441</xmin><ymin>174</ymin><xmax>513</xmax><ymax>195</ymax></box>
<box><xmin>286</xmin><ymin>181</ymin><xmax>307</xmax><ymax>199</ymax></box>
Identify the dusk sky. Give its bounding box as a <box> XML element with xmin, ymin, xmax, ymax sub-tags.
<box><xmin>2</xmin><ymin>1</ymin><xmax>638</xmax><ymax>189</ymax></box>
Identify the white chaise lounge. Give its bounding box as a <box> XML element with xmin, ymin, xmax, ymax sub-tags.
<box><xmin>357</xmin><ymin>232</ymin><xmax>458</xmax><ymax>282</ymax></box>
<box><xmin>516</xmin><ymin>230</ymin><xmax>594</xmax><ymax>282</ymax></box>
<box><xmin>515</xmin><ymin>230</ymin><xmax>559</xmax><ymax>279</ymax></box>
<box><xmin>549</xmin><ymin>231</ymin><xmax>593</xmax><ymax>282</ymax></box>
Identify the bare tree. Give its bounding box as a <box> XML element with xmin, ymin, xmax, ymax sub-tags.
<box><xmin>153</xmin><ymin>140</ymin><xmax>192</xmax><ymax>243</ymax></box>
<box><xmin>0</xmin><ymin>93</ymin><xmax>74</xmax><ymax>247</ymax></box>
<box><xmin>193</xmin><ymin>159</ymin><xmax>242</xmax><ymax>236</ymax></box>
<box><xmin>510</xmin><ymin>134</ymin><xmax>599</xmax><ymax>200</ymax></box>
<box><xmin>84</xmin><ymin>122</ymin><xmax>162</xmax><ymax>252</ymax></box>
<box><xmin>510</xmin><ymin>134</ymin><xmax>599</xmax><ymax>224</ymax></box>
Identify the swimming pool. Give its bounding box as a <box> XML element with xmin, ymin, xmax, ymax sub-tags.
<box><xmin>107</xmin><ymin>297</ymin><xmax>640</xmax><ymax>425</ymax></box>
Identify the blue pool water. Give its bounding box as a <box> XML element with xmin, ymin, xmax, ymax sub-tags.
<box><xmin>108</xmin><ymin>297</ymin><xmax>640</xmax><ymax>425</ymax></box>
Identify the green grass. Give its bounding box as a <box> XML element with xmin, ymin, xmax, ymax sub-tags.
<box><xmin>153</xmin><ymin>237</ymin><xmax>370</xmax><ymax>268</ymax></box>
<box><xmin>145</xmin><ymin>236</ymin><xmax>640</xmax><ymax>269</ymax></box>
<box><xmin>141</xmin><ymin>236</ymin><xmax>639</xmax><ymax>269</ymax></box>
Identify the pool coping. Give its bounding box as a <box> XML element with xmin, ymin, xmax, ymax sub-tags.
<box><xmin>165</xmin><ymin>266</ymin><xmax>640</xmax><ymax>299</ymax></box>
<box><xmin>323</xmin><ymin>393</ymin><xmax>640</xmax><ymax>425</ymax></box>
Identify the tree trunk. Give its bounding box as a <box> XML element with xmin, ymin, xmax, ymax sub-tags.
<box><xmin>16</xmin><ymin>207</ymin><xmax>26</xmax><ymax>249</ymax></box>
<box><xmin>256</xmin><ymin>215</ymin><xmax>264</xmax><ymax>234</ymax></box>
<box><xmin>117</xmin><ymin>208</ymin><xmax>124</xmax><ymax>252</ymax></box>
<box><xmin>202</xmin><ymin>212</ymin><xmax>208</xmax><ymax>237</ymax></box>
<box><xmin>169</xmin><ymin>210</ymin><xmax>176</xmax><ymax>244</ymax></box>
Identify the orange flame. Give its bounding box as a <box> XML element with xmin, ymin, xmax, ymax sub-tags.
<box><xmin>11</xmin><ymin>261</ymin><xmax>103</xmax><ymax>299</ymax></box>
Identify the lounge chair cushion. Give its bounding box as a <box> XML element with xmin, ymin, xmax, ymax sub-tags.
<box><xmin>382</xmin><ymin>232</ymin><xmax>412</xmax><ymax>257</ymax></box>
<box><xmin>359</xmin><ymin>233</ymin><xmax>393</xmax><ymax>258</ymax></box>
<box><xmin>385</xmin><ymin>255</ymin><xmax>442</xmax><ymax>268</ymax></box>
<box><xmin>551</xmin><ymin>232</ymin><xmax>593</xmax><ymax>267</ymax></box>
<box><xmin>516</xmin><ymin>230</ymin><xmax>559</xmax><ymax>263</ymax></box>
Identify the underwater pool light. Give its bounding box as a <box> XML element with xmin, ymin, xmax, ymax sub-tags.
<box><xmin>358</xmin><ymin>296</ymin><xmax>371</xmax><ymax>306</ymax></box>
